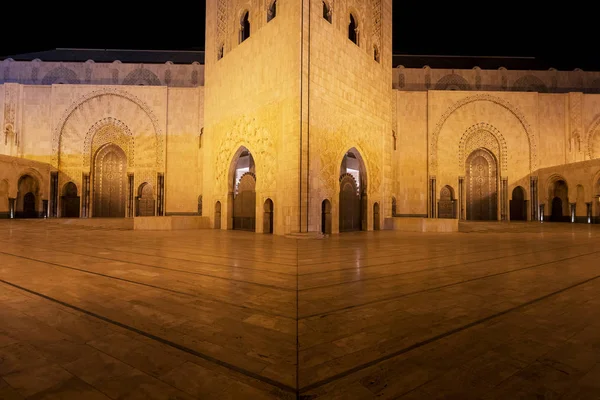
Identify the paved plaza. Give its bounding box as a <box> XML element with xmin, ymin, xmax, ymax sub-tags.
<box><xmin>1</xmin><ymin>220</ymin><xmax>600</xmax><ymax>399</ymax></box>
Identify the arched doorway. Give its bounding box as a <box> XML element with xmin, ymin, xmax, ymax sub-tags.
<box><xmin>373</xmin><ymin>202</ymin><xmax>380</xmax><ymax>230</ymax></box>
<box><xmin>321</xmin><ymin>199</ymin><xmax>332</xmax><ymax>235</ymax></box>
<box><xmin>438</xmin><ymin>185</ymin><xmax>456</xmax><ymax>219</ymax></box>
<box><xmin>214</xmin><ymin>201</ymin><xmax>222</xmax><ymax>229</ymax></box>
<box><xmin>232</xmin><ymin>148</ymin><xmax>256</xmax><ymax>231</ymax></box>
<box><xmin>16</xmin><ymin>175</ymin><xmax>40</xmax><ymax>218</ymax></box>
<box><xmin>136</xmin><ymin>183</ymin><xmax>155</xmax><ymax>216</ymax></box>
<box><xmin>510</xmin><ymin>186</ymin><xmax>526</xmax><ymax>221</ymax></box>
<box><xmin>263</xmin><ymin>199</ymin><xmax>273</xmax><ymax>234</ymax></box>
<box><xmin>466</xmin><ymin>149</ymin><xmax>498</xmax><ymax>221</ymax></box>
<box><xmin>339</xmin><ymin>149</ymin><xmax>367</xmax><ymax>232</ymax></box>
<box><xmin>93</xmin><ymin>144</ymin><xmax>127</xmax><ymax>218</ymax></box>
<box><xmin>551</xmin><ymin>197</ymin><xmax>563</xmax><ymax>221</ymax></box>
<box><xmin>61</xmin><ymin>182</ymin><xmax>80</xmax><ymax>218</ymax></box>
<box><xmin>548</xmin><ymin>179</ymin><xmax>568</xmax><ymax>222</ymax></box>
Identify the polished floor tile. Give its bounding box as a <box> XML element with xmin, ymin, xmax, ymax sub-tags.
<box><xmin>1</xmin><ymin>220</ymin><xmax>600</xmax><ymax>399</ymax></box>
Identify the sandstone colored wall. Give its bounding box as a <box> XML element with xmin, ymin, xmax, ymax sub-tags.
<box><xmin>307</xmin><ymin>0</ymin><xmax>393</xmax><ymax>233</ymax></box>
<box><xmin>204</xmin><ymin>0</ymin><xmax>302</xmax><ymax>235</ymax></box>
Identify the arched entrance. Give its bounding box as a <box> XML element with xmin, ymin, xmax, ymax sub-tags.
<box><xmin>438</xmin><ymin>185</ymin><xmax>456</xmax><ymax>219</ymax></box>
<box><xmin>136</xmin><ymin>183</ymin><xmax>155</xmax><ymax>216</ymax></box>
<box><xmin>373</xmin><ymin>202</ymin><xmax>380</xmax><ymax>230</ymax></box>
<box><xmin>16</xmin><ymin>175</ymin><xmax>40</xmax><ymax>218</ymax></box>
<box><xmin>339</xmin><ymin>149</ymin><xmax>367</xmax><ymax>232</ymax></box>
<box><xmin>263</xmin><ymin>199</ymin><xmax>274</xmax><ymax>234</ymax></box>
<box><xmin>510</xmin><ymin>186</ymin><xmax>526</xmax><ymax>221</ymax></box>
<box><xmin>466</xmin><ymin>149</ymin><xmax>498</xmax><ymax>221</ymax></box>
<box><xmin>551</xmin><ymin>197</ymin><xmax>563</xmax><ymax>221</ymax></box>
<box><xmin>93</xmin><ymin>144</ymin><xmax>127</xmax><ymax>217</ymax></box>
<box><xmin>214</xmin><ymin>201</ymin><xmax>222</xmax><ymax>229</ymax></box>
<box><xmin>61</xmin><ymin>182</ymin><xmax>80</xmax><ymax>218</ymax></box>
<box><xmin>548</xmin><ymin>179</ymin><xmax>569</xmax><ymax>222</ymax></box>
<box><xmin>232</xmin><ymin>148</ymin><xmax>256</xmax><ymax>231</ymax></box>
<box><xmin>321</xmin><ymin>199</ymin><xmax>332</xmax><ymax>234</ymax></box>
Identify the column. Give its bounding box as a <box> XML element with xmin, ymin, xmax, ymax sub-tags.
<box><xmin>458</xmin><ymin>177</ymin><xmax>465</xmax><ymax>220</ymax></box>
<box><xmin>586</xmin><ymin>202</ymin><xmax>592</xmax><ymax>224</ymax></box>
<box><xmin>539</xmin><ymin>204</ymin><xmax>545</xmax><ymax>222</ymax></box>
<box><xmin>128</xmin><ymin>174</ymin><xmax>134</xmax><ymax>218</ymax></box>
<box><xmin>82</xmin><ymin>173</ymin><xmax>90</xmax><ymax>218</ymax></box>
<box><xmin>50</xmin><ymin>172</ymin><xmax>59</xmax><ymax>217</ymax></box>
<box><xmin>429</xmin><ymin>176</ymin><xmax>436</xmax><ymax>218</ymax></box>
<box><xmin>42</xmin><ymin>200</ymin><xmax>48</xmax><ymax>218</ymax></box>
<box><xmin>157</xmin><ymin>173</ymin><xmax>165</xmax><ymax>216</ymax></box>
<box><xmin>570</xmin><ymin>203</ymin><xmax>576</xmax><ymax>223</ymax></box>
<box><xmin>530</xmin><ymin>176</ymin><xmax>538</xmax><ymax>221</ymax></box>
<box><xmin>9</xmin><ymin>198</ymin><xmax>15</xmax><ymax>219</ymax></box>
<box><xmin>501</xmin><ymin>177</ymin><xmax>508</xmax><ymax>221</ymax></box>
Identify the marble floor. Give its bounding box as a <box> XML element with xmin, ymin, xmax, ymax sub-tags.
<box><xmin>1</xmin><ymin>220</ymin><xmax>600</xmax><ymax>399</ymax></box>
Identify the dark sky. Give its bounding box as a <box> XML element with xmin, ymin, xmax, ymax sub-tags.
<box><xmin>1</xmin><ymin>2</ymin><xmax>596</xmax><ymax>70</ymax></box>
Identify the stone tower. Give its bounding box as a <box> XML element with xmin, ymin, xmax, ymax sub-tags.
<box><xmin>203</xmin><ymin>0</ymin><xmax>393</xmax><ymax>235</ymax></box>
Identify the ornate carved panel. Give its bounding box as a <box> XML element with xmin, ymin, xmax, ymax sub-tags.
<box><xmin>3</xmin><ymin>83</ymin><xmax>19</xmax><ymax>145</ymax></box>
<box><xmin>569</xmin><ymin>92</ymin><xmax>583</xmax><ymax>152</ymax></box>
<box><xmin>93</xmin><ymin>145</ymin><xmax>127</xmax><ymax>218</ymax></box>
<box><xmin>372</xmin><ymin>0</ymin><xmax>382</xmax><ymax>56</ymax></box>
<box><xmin>466</xmin><ymin>149</ymin><xmax>498</xmax><ymax>221</ymax></box>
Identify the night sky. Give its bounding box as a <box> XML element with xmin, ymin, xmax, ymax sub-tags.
<box><xmin>1</xmin><ymin>2</ymin><xmax>596</xmax><ymax>70</ymax></box>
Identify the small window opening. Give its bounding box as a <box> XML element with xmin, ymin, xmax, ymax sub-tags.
<box><xmin>323</xmin><ymin>1</ymin><xmax>332</xmax><ymax>23</ymax></box>
<box><xmin>217</xmin><ymin>44</ymin><xmax>224</xmax><ymax>60</ymax></box>
<box><xmin>374</xmin><ymin>45</ymin><xmax>380</xmax><ymax>63</ymax></box>
<box><xmin>267</xmin><ymin>1</ymin><xmax>277</xmax><ymax>22</ymax></box>
<box><xmin>349</xmin><ymin>14</ymin><xmax>358</xmax><ymax>45</ymax></box>
<box><xmin>240</xmin><ymin>11</ymin><xmax>250</xmax><ymax>43</ymax></box>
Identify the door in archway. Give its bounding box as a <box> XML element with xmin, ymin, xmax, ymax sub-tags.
<box><xmin>23</xmin><ymin>192</ymin><xmax>36</xmax><ymax>218</ymax></box>
<box><xmin>551</xmin><ymin>197</ymin><xmax>563</xmax><ymax>221</ymax></box>
<box><xmin>510</xmin><ymin>186</ymin><xmax>526</xmax><ymax>221</ymax></box>
<box><xmin>93</xmin><ymin>145</ymin><xmax>127</xmax><ymax>218</ymax></box>
<box><xmin>214</xmin><ymin>201</ymin><xmax>222</xmax><ymax>229</ymax></box>
<box><xmin>339</xmin><ymin>174</ymin><xmax>361</xmax><ymax>232</ymax></box>
<box><xmin>466</xmin><ymin>149</ymin><xmax>498</xmax><ymax>221</ymax></box>
<box><xmin>62</xmin><ymin>182</ymin><xmax>80</xmax><ymax>218</ymax></box>
<box><xmin>137</xmin><ymin>183</ymin><xmax>155</xmax><ymax>217</ymax></box>
<box><xmin>373</xmin><ymin>202</ymin><xmax>380</xmax><ymax>230</ymax></box>
<box><xmin>233</xmin><ymin>173</ymin><xmax>256</xmax><ymax>231</ymax></box>
<box><xmin>263</xmin><ymin>199</ymin><xmax>274</xmax><ymax>234</ymax></box>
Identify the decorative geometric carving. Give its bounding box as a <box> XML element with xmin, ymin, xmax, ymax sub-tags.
<box><xmin>122</xmin><ymin>68</ymin><xmax>161</xmax><ymax>86</ymax></box>
<box><xmin>339</xmin><ymin>173</ymin><xmax>360</xmax><ymax>194</ymax></box>
<box><xmin>191</xmin><ymin>70</ymin><xmax>199</xmax><ymax>86</ymax></box>
<box><xmin>372</xmin><ymin>0</ymin><xmax>382</xmax><ymax>58</ymax></box>
<box><xmin>53</xmin><ymin>88</ymin><xmax>164</xmax><ymax>170</ymax></box>
<box><xmin>512</xmin><ymin>75</ymin><xmax>548</xmax><ymax>93</ymax></box>
<box><xmin>474</xmin><ymin>67</ymin><xmax>482</xmax><ymax>90</ymax></box>
<box><xmin>41</xmin><ymin>66</ymin><xmax>80</xmax><ymax>85</ymax></box>
<box><xmin>430</xmin><ymin>94</ymin><xmax>537</xmax><ymax>173</ymax></box>
<box><xmin>84</xmin><ymin>118</ymin><xmax>135</xmax><ymax>169</ymax></box>
<box><xmin>424</xmin><ymin>66</ymin><xmax>431</xmax><ymax>89</ymax></box>
<box><xmin>236</xmin><ymin>172</ymin><xmax>257</xmax><ymax>195</ymax></box>
<box><xmin>164</xmin><ymin>69</ymin><xmax>172</xmax><ymax>85</ymax></box>
<box><xmin>215</xmin><ymin>116</ymin><xmax>276</xmax><ymax>192</ymax></box>
<box><xmin>458</xmin><ymin>123</ymin><xmax>507</xmax><ymax>174</ymax></box>
<box><xmin>435</xmin><ymin>74</ymin><xmax>471</xmax><ymax>91</ymax></box>
<box><xmin>3</xmin><ymin>83</ymin><xmax>18</xmax><ymax>145</ymax></box>
<box><xmin>569</xmin><ymin>93</ymin><xmax>583</xmax><ymax>152</ymax></box>
<box><xmin>85</xmin><ymin>60</ymin><xmax>94</xmax><ymax>84</ymax></box>
<box><xmin>216</xmin><ymin>0</ymin><xmax>228</xmax><ymax>60</ymax></box>
<box><xmin>585</xmin><ymin>115</ymin><xmax>600</xmax><ymax>159</ymax></box>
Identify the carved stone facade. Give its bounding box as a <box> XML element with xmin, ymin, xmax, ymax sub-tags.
<box><xmin>3</xmin><ymin>0</ymin><xmax>600</xmax><ymax>230</ymax></box>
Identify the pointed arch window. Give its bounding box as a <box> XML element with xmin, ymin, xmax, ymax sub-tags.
<box><xmin>240</xmin><ymin>11</ymin><xmax>250</xmax><ymax>43</ymax></box>
<box><xmin>323</xmin><ymin>1</ymin><xmax>332</xmax><ymax>23</ymax></box>
<box><xmin>349</xmin><ymin>14</ymin><xmax>359</xmax><ymax>45</ymax></box>
<box><xmin>267</xmin><ymin>1</ymin><xmax>277</xmax><ymax>22</ymax></box>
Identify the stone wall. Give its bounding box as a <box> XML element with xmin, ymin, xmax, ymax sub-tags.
<box><xmin>203</xmin><ymin>0</ymin><xmax>302</xmax><ymax>235</ymax></box>
<box><xmin>1</xmin><ymin>59</ymin><xmax>204</xmax><ymax>87</ymax></box>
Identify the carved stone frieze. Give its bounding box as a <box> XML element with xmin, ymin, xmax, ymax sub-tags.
<box><xmin>215</xmin><ymin>116</ymin><xmax>276</xmax><ymax>192</ymax></box>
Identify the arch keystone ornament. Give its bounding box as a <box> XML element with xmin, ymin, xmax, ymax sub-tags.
<box><xmin>430</xmin><ymin>94</ymin><xmax>537</xmax><ymax>174</ymax></box>
<box><xmin>459</xmin><ymin>123</ymin><xmax>508</xmax><ymax>173</ymax></box>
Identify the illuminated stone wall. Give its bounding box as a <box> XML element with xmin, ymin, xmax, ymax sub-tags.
<box><xmin>307</xmin><ymin>0</ymin><xmax>393</xmax><ymax>233</ymax></box>
<box><xmin>203</xmin><ymin>0</ymin><xmax>302</xmax><ymax>235</ymax></box>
